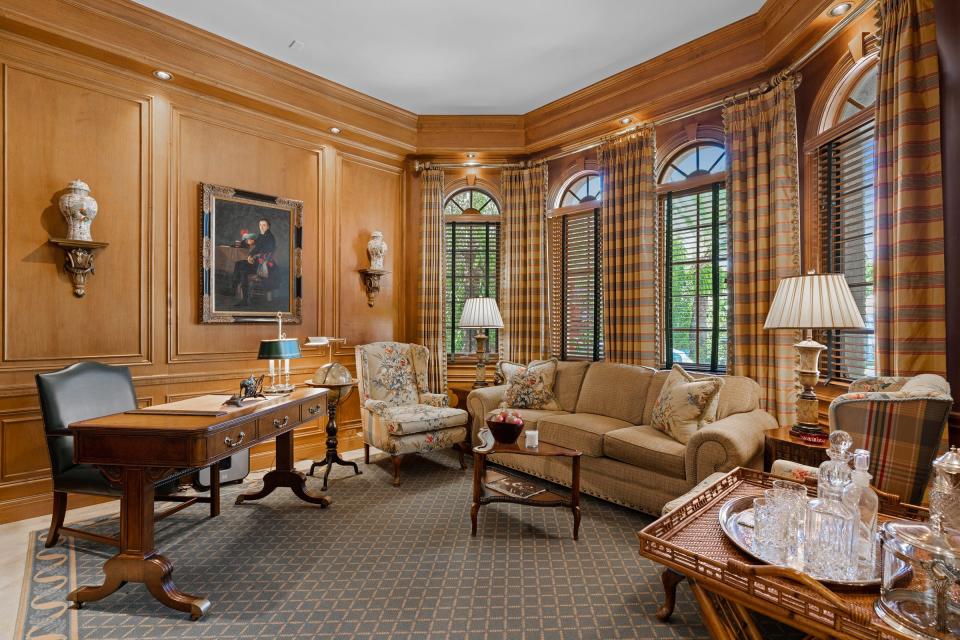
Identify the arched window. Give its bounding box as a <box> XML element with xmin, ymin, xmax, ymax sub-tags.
<box><xmin>444</xmin><ymin>188</ymin><xmax>500</xmax><ymax>216</ymax></box>
<box><xmin>659</xmin><ymin>141</ymin><xmax>726</xmax><ymax>185</ymax></box>
<box><xmin>549</xmin><ymin>171</ymin><xmax>604</xmax><ymax>360</ymax></box>
<box><xmin>558</xmin><ymin>172</ymin><xmax>602</xmax><ymax>207</ymax></box>
<box><xmin>444</xmin><ymin>188</ymin><xmax>500</xmax><ymax>356</ymax></box>
<box><xmin>658</xmin><ymin>141</ymin><xmax>728</xmax><ymax>372</ymax></box>
<box><xmin>815</xmin><ymin>57</ymin><xmax>879</xmax><ymax>380</ymax></box>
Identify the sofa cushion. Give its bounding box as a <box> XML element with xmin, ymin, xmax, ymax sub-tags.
<box><xmin>485</xmin><ymin>408</ymin><xmax>567</xmax><ymax>428</ymax></box>
<box><xmin>538</xmin><ymin>413</ymin><xmax>633</xmax><ymax>457</ymax></box>
<box><xmin>381</xmin><ymin>404</ymin><xmax>468</xmax><ymax>436</ymax></box>
<box><xmin>651</xmin><ymin>365</ymin><xmax>724</xmax><ymax>444</ymax></box>
<box><xmin>553</xmin><ymin>361</ymin><xmax>590</xmax><ymax>412</ymax></box>
<box><xmin>501</xmin><ymin>359</ymin><xmax>561</xmax><ymax>410</ymax></box>
<box><xmin>575</xmin><ymin>362</ymin><xmax>655</xmax><ymax>424</ymax></box>
<box><xmin>643</xmin><ymin>370</ymin><xmax>761</xmax><ymax>423</ymax></box>
<box><xmin>603</xmin><ymin>425</ymin><xmax>687</xmax><ymax>480</ymax></box>
<box><xmin>715</xmin><ymin>376</ymin><xmax>761</xmax><ymax>420</ymax></box>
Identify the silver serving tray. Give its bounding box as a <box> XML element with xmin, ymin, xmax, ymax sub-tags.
<box><xmin>718</xmin><ymin>495</ymin><xmax>887</xmax><ymax>589</ymax></box>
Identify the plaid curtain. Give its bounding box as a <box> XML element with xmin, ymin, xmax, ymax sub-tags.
<box><xmin>724</xmin><ymin>77</ymin><xmax>802</xmax><ymax>426</ymax></box>
<box><xmin>597</xmin><ymin>126</ymin><xmax>659</xmax><ymax>366</ymax></box>
<box><xmin>416</xmin><ymin>169</ymin><xmax>447</xmax><ymax>392</ymax></box>
<box><xmin>501</xmin><ymin>165</ymin><xmax>548</xmax><ymax>362</ymax></box>
<box><xmin>875</xmin><ymin>0</ymin><xmax>945</xmax><ymax>377</ymax></box>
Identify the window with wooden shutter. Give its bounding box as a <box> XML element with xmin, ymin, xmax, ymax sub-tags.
<box><xmin>657</xmin><ymin>141</ymin><xmax>728</xmax><ymax>373</ymax></box>
<box><xmin>818</xmin><ymin>119</ymin><xmax>876</xmax><ymax>380</ymax></box>
<box><xmin>558</xmin><ymin>210</ymin><xmax>603</xmax><ymax>360</ymax></box>
<box><xmin>660</xmin><ymin>183</ymin><xmax>728</xmax><ymax>372</ymax></box>
<box><xmin>443</xmin><ymin>189</ymin><xmax>500</xmax><ymax>357</ymax></box>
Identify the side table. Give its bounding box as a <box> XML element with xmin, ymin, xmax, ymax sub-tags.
<box><xmin>471</xmin><ymin>440</ymin><xmax>582</xmax><ymax>540</ymax></box>
<box><xmin>764</xmin><ymin>426</ymin><xmax>829</xmax><ymax>471</ymax></box>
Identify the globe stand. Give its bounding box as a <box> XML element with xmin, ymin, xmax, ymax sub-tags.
<box><xmin>308</xmin><ymin>383</ymin><xmax>361</xmax><ymax>490</ymax></box>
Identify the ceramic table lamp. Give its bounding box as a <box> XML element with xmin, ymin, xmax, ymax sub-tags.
<box><xmin>258</xmin><ymin>312</ymin><xmax>301</xmax><ymax>394</ymax></box>
<box><xmin>459</xmin><ymin>297</ymin><xmax>504</xmax><ymax>388</ymax></box>
<box><xmin>764</xmin><ymin>273</ymin><xmax>864</xmax><ymax>439</ymax></box>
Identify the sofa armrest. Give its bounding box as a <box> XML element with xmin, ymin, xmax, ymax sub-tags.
<box><xmin>418</xmin><ymin>392</ymin><xmax>449</xmax><ymax>408</ymax></box>
<box><xmin>466</xmin><ymin>385</ymin><xmax>508</xmax><ymax>445</ymax></box>
<box><xmin>685</xmin><ymin>409</ymin><xmax>777</xmax><ymax>484</ymax></box>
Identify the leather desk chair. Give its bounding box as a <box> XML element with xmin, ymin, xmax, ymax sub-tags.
<box><xmin>36</xmin><ymin>361</ymin><xmax>217</xmax><ymax>549</ymax></box>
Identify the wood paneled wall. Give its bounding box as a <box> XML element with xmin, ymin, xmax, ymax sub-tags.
<box><xmin>0</xmin><ymin>6</ymin><xmax>407</xmax><ymax>523</ymax></box>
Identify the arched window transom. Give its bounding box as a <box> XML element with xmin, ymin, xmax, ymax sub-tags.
<box><xmin>659</xmin><ymin>142</ymin><xmax>726</xmax><ymax>185</ymax></box>
<box><xmin>559</xmin><ymin>172</ymin><xmax>601</xmax><ymax>208</ymax></box>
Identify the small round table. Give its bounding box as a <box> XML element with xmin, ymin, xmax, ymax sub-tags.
<box><xmin>306</xmin><ymin>379</ymin><xmax>362</xmax><ymax>490</ymax></box>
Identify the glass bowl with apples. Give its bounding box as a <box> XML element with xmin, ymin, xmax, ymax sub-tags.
<box><xmin>487</xmin><ymin>407</ymin><xmax>525</xmax><ymax>444</ymax></box>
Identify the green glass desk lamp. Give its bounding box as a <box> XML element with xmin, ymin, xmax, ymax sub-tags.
<box><xmin>258</xmin><ymin>312</ymin><xmax>301</xmax><ymax>394</ymax></box>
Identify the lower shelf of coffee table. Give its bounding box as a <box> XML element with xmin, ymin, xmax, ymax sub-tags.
<box><xmin>479</xmin><ymin>469</ymin><xmax>572</xmax><ymax>507</ymax></box>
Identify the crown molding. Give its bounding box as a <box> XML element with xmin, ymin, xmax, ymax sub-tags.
<box><xmin>0</xmin><ymin>0</ymin><xmax>418</xmax><ymax>155</ymax></box>
<box><xmin>0</xmin><ymin>0</ymin><xmax>862</xmax><ymax>161</ymax></box>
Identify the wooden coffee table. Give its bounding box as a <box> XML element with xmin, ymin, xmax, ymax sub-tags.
<box><xmin>471</xmin><ymin>440</ymin><xmax>582</xmax><ymax>540</ymax></box>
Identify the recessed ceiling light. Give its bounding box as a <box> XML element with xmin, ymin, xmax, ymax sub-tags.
<box><xmin>828</xmin><ymin>3</ymin><xmax>852</xmax><ymax>16</ymax></box>
<box><xmin>329</xmin><ymin>127</ymin><xmax>341</xmax><ymax>134</ymax></box>
<box><xmin>152</xmin><ymin>70</ymin><xmax>173</xmax><ymax>81</ymax></box>
<box><xmin>620</xmin><ymin>117</ymin><xmax>632</xmax><ymax>125</ymax></box>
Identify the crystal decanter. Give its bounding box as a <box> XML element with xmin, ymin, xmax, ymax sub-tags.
<box><xmin>805</xmin><ymin>430</ymin><xmax>858</xmax><ymax>580</ymax></box>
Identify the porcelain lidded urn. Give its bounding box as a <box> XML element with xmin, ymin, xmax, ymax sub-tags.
<box><xmin>367</xmin><ymin>231</ymin><xmax>387</xmax><ymax>270</ymax></box>
<box><xmin>58</xmin><ymin>180</ymin><xmax>98</xmax><ymax>241</ymax></box>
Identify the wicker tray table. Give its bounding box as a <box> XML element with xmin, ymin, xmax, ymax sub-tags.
<box><xmin>638</xmin><ymin>467</ymin><xmax>927</xmax><ymax>640</ymax></box>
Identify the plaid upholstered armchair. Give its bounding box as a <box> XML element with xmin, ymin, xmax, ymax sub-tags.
<box><xmin>829</xmin><ymin>374</ymin><xmax>953</xmax><ymax>505</ymax></box>
<box><xmin>356</xmin><ymin>342</ymin><xmax>468</xmax><ymax>485</ymax></box>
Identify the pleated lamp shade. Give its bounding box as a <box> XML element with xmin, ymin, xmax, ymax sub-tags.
<box><xmin>257</xmin><ymin>338</ymin><xmax>302</xmax><ymax>359</ymax></box>
<box><xmin>459</xmin><ymin>297</ymin><xmax>504</xmax><ymax>329</ymax></box>
<box><xmin>764</xmin><ymin>274</ymin><xmax>865</xmax><ymax>330</ymax></box>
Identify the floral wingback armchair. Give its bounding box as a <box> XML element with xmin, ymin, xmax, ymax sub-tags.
<box><xmin>356</xmin><ymin>342</ymin><xmax>468</xmax><ymax>485</ymax></box>
<box><xmin>829</xmin><ymin>374</ymin><xmax>953</xmax><ymax>505</ymax></box>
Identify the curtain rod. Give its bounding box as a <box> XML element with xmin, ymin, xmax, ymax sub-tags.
<box><xmin>416</xmin><ymin>0</ymin><xmax>876</xmax><ymax>170</ymax></box>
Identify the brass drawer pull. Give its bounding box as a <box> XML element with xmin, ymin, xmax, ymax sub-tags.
<box><xmin>224</xmin><ymin>431</ymin><xmax>245</xmax><ymax>448</ymax></box>
<box><xmin>308</xmin><ymin>404</ymin><xmax>322</xmax><ymax>415</ymax></box>
<box><xmin>273</xmin><ymin>416</ymin><xmax>289</xmax><ymax>429</ymax></box>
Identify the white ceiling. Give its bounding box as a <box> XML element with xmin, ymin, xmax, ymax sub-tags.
<box><xmin>133</xmin><ymin>0</ymin><xmax>764</xmax><ymax>115</ymax></box>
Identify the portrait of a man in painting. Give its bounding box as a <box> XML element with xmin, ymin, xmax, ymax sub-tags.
<box><xmin>200</xmin><ymin>183</ymin><xmax>303</xmax><ymax>323</ymax></box>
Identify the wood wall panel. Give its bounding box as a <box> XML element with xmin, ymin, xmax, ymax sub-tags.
<box><xmin>335</xmin><ymin>154</ymin><xmax>403</xmax><ymax>345</ymax></box>
<box><xmin>3</xmin><ymin>65</ymin><xmax>148</xmax><ymax>364</ymax></box>
<box><xmin>172</xmin><ymin>112</ymin><xmax>322</xmax><ymax>360</ymax></box>
<box><xmin>0</xmin><ymin>11</ymin><xmax>408</xmax><ymax>523</ymax></box>
<box><xmin>0</xmin><ymin>413</ymin><xmax>47</xmax><ymax>481</ymax></box>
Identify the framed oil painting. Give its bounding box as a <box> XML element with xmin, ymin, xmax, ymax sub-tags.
<box><xmin>200</xmin><ymin>183</ymin><xmax>303</xmax><ymax>324</ymax></box>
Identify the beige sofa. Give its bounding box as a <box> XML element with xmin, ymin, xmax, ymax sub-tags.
<box><xmin>467</xmin><ymin>361</ymin><xmax>778</xmax><ymax>515</ymax></box>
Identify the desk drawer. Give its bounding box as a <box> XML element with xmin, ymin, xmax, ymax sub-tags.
<box><xmin>207</xmin><ymin>423</ymin><xmax>251</xmax><ymax>459</ymax></box>
<box><xmin>257</xmin><ymin>405</ymin><xmax>302</xmax><ymax>436</ymax></box>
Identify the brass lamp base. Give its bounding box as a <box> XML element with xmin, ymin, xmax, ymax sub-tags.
<box><xmin>790</xmin><ymin>333</ymin><xmax>826</xmax><ymax>439</ymax></box>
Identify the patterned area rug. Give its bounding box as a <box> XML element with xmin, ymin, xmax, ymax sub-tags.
<box><xmin>15</xmin><ymin>451</ymin><xmax>800</xmax><ymax>639</ymax></box>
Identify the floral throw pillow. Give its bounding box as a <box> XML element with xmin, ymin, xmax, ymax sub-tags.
<box><xmin>651</xmin><ymin>364</ymin><xmax>724</xmax><ymax>444</ymax></box>
<box><xmin>502</xmin><ymin>359</ymin><xmax>561</xmax><ymax>410</ymax></box>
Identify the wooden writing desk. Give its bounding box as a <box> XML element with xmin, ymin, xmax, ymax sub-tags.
<box><xmin>67</xmin><ymin>387</ymin><xmax>328</xmax><ymax>619</ymax></box>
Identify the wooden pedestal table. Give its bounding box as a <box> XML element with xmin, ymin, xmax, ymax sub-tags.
<box><xmin>66</xmin><ymin>388</ymin><xmax>329</xmax><ymax>619</ymax></box>
<box><xmin>471</xmin><ymin>440</ymin><xmax>582</xmax><ymax>540</ymax></box>
<box><xmin>307</xmin><ymin>380</ymin><xmax>361</xmax><ymax>491</ymax></box>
